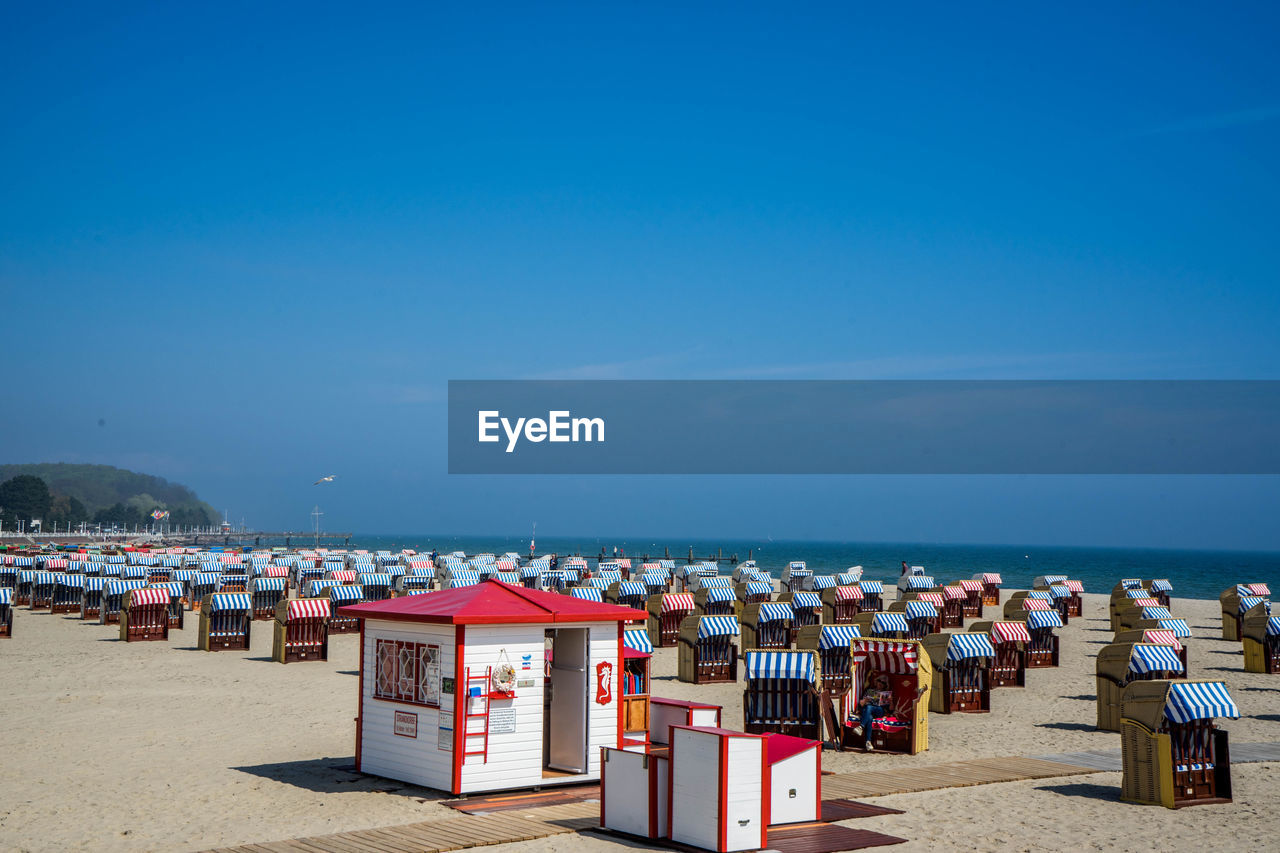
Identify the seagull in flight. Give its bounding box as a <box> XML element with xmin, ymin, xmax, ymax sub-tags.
<box><xmin>313</xmin><ymin>475</ymin><xmax>337</xmax><ymax>485</ymax></box>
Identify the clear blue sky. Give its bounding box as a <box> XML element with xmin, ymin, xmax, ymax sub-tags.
<box><xmin>2</xmin><ymin>3</ymin><xmax>1278</xmax><ymax>548</ymax></box>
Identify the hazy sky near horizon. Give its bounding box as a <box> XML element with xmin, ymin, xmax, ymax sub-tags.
<box><xmin>2</xmin><ymin>4</ymin><xmax>1279</xmax><ymax>549</ymax></box>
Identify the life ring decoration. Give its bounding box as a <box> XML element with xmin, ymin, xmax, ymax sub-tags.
<box><xmin>491</xmin><ymin>662</ymin><xmax>517</xmax><ymax>695</ymax></box>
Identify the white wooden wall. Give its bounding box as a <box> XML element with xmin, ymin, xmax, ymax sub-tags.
<box><xmin>359</xmin><ymin>620</ymin><xmax>456</xmax><ymax>792</ymax></box>
<box><xmin>724</xmin><ymin>737</ymin><xmax>765</xmax><ymax>851</ymax></box>
<box><xmin>670</xmin><ymin>728</ymin><xmax>720</xmax><ymax>851</ymax></box>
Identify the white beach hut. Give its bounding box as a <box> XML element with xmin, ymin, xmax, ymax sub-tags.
<box><xmin>340</xmin><ymin>580</ymin><xmax>646</xmax><ymax>795</ymax></box>
<box><xmin>668</xmin><ymin>726</ymin><xmax>768</xmax><ymax>853</ymax></box>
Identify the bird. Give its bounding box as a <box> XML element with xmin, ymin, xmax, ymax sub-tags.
<box><xmin>313</xmin><ymin>475</ymin><xmax>337</xmax><ymax>485</ymax></box>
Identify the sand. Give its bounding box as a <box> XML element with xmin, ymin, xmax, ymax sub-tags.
<box><xmin>1</xmin><ymin>592</ymin><xmax>1277</xmax><ymax>852</ymax></box>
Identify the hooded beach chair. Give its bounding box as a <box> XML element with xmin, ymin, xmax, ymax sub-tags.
<box><xmin>637</xmin><ymin>570</ymin><xmax>669</xmax><ymax>597</ymax></box>
<box><xmin>51</xmin><ymin>573</ymin><xmax>84</xmax><ymax>614</ymax></box>
<box><xmin>936</xmin><ymin>585</ymin><xmax>966</xmax><ymax>628</ymax></box>
<box><xmin>1115</xmin><ymin>626</ymin><xmax>1189</xmax><ymax>669</ymax></box>
<box><xmin>1024</xmin><ymin>609</ymin><xmax>1063</xmax><ymax>667</ymax></box>
<box><xmin>857</xmin><ymin>580</ymin><xmax>885</xmax><ymax>612</ymax></box>
<box><xmin>273</xmin><ymin>597</ymin><xmax>330</xmax><ymax>663</ymax></box>
<box><xmin>188</xmin><ymin>572</ymin><xmax>220</xmax><ymax>612</ymax></box>
<box><xmin>1061</xmin><ymin>580</ymin><xmax>1085</xmax><ymax>617</ymax></box>
<box><xmin>736</xmin><ymin>580</ymin><xmax>774</xmax><ymax>605</ymax></box>
<box><xmin>119</xmin><ymin>587</ymin><xmax>171</xmax><ymax>642</ymax></box>
<box><xmin>357</xmin><ymin>572</ymin><xmax>393</xmax><ymax>601</ymax></box>
<box><xmin>147</xmin><ymin>581</ymin><xmax>186</xmax><ymax>628</ymax></box>
<box><xmin>854</xmin><ymin>610</ymin><xmax>911</xmax><ymax>640</ymax></box>
<box><xmin>1096</xmin><ymin>642</ymin><xmax>1186</xmax><ymax>731</ymax></box>
<box><xmin>796</xmin><ymin>623</ymin><xmax>860</xmax><ymax>720</ymax></box>
<box><xmin>743</xmin><ymin>649</ymin><xmax>821</xmax><ymax>740</ymax></box>
<box><xmin>1147</xmin><ymin>579</ymin><xmax>1174</xmax><ymax>608</ymax></box>
<box><xmin>896</xmin><ymin>575</ymin><xmax>935</xmax><ymax>598</ymax></box>
<box><xmin>1121</xmin><ymin>680</ymin><xmax>1239</xmax><ymax>807</ymax></box>
<box><xmin>1220</xmin><ymin>584</ymin><xmax>1270</xmax><ymax>641</ymax></box>
<box><xmin>694</xmin><ymin>585</ymin><xmax>738</xmax><ymax>617</ymax></box>
<box><xmin>0</xmin><ymin>588</ymin><xmax>12</xmax><ymax>637</ymax></box>
<box><xmin>101</xmin><ymin>579</ymin><xmax>147</xmax><ymax>625</ymax></box>
<box><xmin>1242</xmin><ymin>608</ymin><xmax>1280</xmax><ymax>674</ymax></box>
<box><xmin>80</xmin><ymin>576</ymin><xmax>106</xmax><ymax>620</ymax></box>
<box><xmin>397</xmin><ymin>574</ymin><xmax>434</xmax><ymax>595</ymax></box>
<box><xmin>606</xmin><ymin>581</ymin><xmax>648</xmax><ymax>611</ymax></box>
<box><xmin>567</xmin><ymin>585</ymin><xmax>605</xmax><ymax>602</ymax></box>
<box><xmin>843</xmin><ymin>639</ymin><xmax>931</xmax><ymax>754</ymax></box>
<box><xmin>970</xmin><ymin>620</ymin><xmax>1029</xmax><ymax>687</ymax></box>
<box><xmin>973</xmin><ymin>573</ymin><xmax>1002</xmax><ymax>606</ymax></box>
<box><xmin>955</xmin><ymin>579</ymin><xmax>985</xmax><ymax>618</ymax></box>
<box><xmin>822</xmin><ymin>584</ymin><xmax>862</xmax><ymax>624</ymax></box>
<box><xmin>741</xmin><ymin>601</ymin><xmax>794</xmax><ymax>650</ymax></box>
<box><xmin>677</xmin><ymin>614</ymin><xmax>739</xmax><ymax>683</ymax></box>
<box><xmin>782</xmin><ymin>591</ymin><xmax>822</xmax><ymax>637</ymax></box>
<box><xmin>922</xmin><ymin>632</ymin><xmax>995</xmax><ymax>713</ymax></box>
<box><xmin>29</xmin><ymin>572</ymin><xmax>58</xmax><ymax>611</ymax></box>
<box><xmin>249</xmin><ymin>576</ymin><xmax>288</xmax><ymax>619</ymax></box>
<box><xmin>647</xmin><ymin>592</ymin><xmax>694</xmax><ymax>648</ymax></box>
<box><xmin>780</xmin><ymin>562</ymin><xmax>813</xmax><ymax>594</ymax></box>
<box><xmin>327</xmin><ymin>585</ymin><xmax>364</xmax><ymax>632</ymax></box>
<box><xmin>888</xmin><ymin>599</ymin><xmax>938</xmax><ymax>639</ymax></box>
<box><xmin>198</xmin><ymin>593</ymin><xmax>252</xmax><ymax>651</ymax></box>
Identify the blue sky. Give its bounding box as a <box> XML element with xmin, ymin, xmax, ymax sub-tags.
<box><xmin>2</xmin><ymin>3</ymin><xmax>1278</xmax><ymax>548</ymax></box>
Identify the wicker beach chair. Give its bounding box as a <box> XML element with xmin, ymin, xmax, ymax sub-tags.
<box><xmin>119</xmin><ymin>587</ymin><xmax>171</xmax><ymax>642</ymax></box>
<box><xmin>198</xmin><ymin>593</ymin><xmax>252</xmax><ymax>651</ymax></box>
<box><xmin>677</xmin><ymin>613</ymin><xmax>739</xmax><ymax>684</ymax></box>
<box><xmin>823</xmin><ymin>584</ymin><xmax>863</xmax><ymax>624</ymax></box>
<box><xmin>922</xmin><ymin>632</ymin><xmax>994</xmax><ymax>713</ymax></box>
<box><xmin>741</xmin><ymin>601</ymin><xmax>794</xmax><ymax>650</ymax></box>
<box><xmin>1242</xmin><ymin>608</ymin><xmax>1280</xmax><ymax>674</ymax></box>
<box><xmin>796</xmin><ymin>623</ymin><xmax>860</xmax><ymax>721</ymax></box>
<box><xmin>742</xmin><ymin>649</ymin><xmax>821</xmax><ymax>740</ymax></box>
<box><xmin>842</xmin><ymin>639</ymin><xmax>931</xmax><ymax>754</ymax></box>
<box><xmin>272</xmin><ymin>597</ymin><xmax>330</xmax><ymax>663</ymax></box>
<box><xmin>1121</xmin><ymin>680</ymin><xmax>1238</xmax><ymax>808</ymax></box>
<box><xmin>1096</xmin><ymin>642</ymin><xmax>1186</xmax><ymax>731</ymax></box>
<box><xmin>647</xmin><ymin>592</ymin><xmax>694</xmax><ymax>648</ymax></box>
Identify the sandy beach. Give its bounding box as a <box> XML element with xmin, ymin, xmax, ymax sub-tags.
<box><xmin>2</xmin><ymin>591</ymin><xmax>1277</xmax><ymax>852</ymax></box>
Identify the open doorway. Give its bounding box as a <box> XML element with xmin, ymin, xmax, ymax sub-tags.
<box><xmin>544</xmin><ymin>627</ymin><xmax>589</xmax><ymax>776</ymax></box>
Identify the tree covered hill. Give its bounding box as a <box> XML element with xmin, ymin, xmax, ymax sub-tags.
<box><xmin>0</xmin><ymin>463</ymin><xmax>220</xmax><ymax>529</ymax></box>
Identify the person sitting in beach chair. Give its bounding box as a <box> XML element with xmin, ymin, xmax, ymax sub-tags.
<box><xmin>853</xmin><ymin>673</ymin><xmax>922</xmax><ymax>752</ymax></box>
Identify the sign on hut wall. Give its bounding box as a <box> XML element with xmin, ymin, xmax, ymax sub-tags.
<box><xmin>438</xmin><ymin>724</ymin><xmax>453</xmax><ymax>750</ymax></box>
<box><xmin>394</xmin><ymin>710</ymin><xmax>418</xmax><ymax>739</ymax></box>
<box><xmin>489</xmin><ymin>706</ymin><xmax>517</xmax><ymax>734</ymax></box>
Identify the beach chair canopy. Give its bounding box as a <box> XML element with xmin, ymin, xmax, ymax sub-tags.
<box><xmin>941</xmin><ymin>586</ymin><xmax>967</xmax><ymax>600</ymax></box>
<box><xmin>0</xmin><ymin>588</ymin><xmax>13</xmax><ymax>605</ymax></box>
<box><xmin>872</xmin><ymin>612</ymin><xmax>910</xmax><ymax>634</ymax></box>
<box><xmin>958</xmin><ymin>580</ymin><xmax>983</xmax><ymax>592</ymax></box>
<box><xmin>251</xmin><ymin>577</ymin><xmax>287</xmax><ymax>592</ymax></box>
<box><xmin>623</xmin><ymin>627</ymin><xmax>653</xmax><ymax>655</ymax></box>
<box><xmin>208</xmin><ymin>593</ymin><xmax>251</xmax><ymax>612</ymax></box>
<box><xmin>618</xmin><ymin>581</ymin><xmax>646</xmax><ymax>596</ymax></box>
<box><xmin>1130</xmin><ymin>644</ymin><xmax>1185</xmax><ymax>675</ymax></box>
<box><xmin>947</xmin><ymin>632</ymin><xmax>996</xmax><ymax>661</ymax></box>
<box><xmin>1239</xmin><ymin>595</ymin><xmax>1270</xmax><ymax>614</ymax></box>
<box><xmin>834</xmin><ymin>585</ymin><xmax>863</xmax><ymax>601</ymax></box>
<box><xmin>1141</xmin><ymin>606</ymin><xmax>1173</xmax><ymax>620</ymax></box>
<box><xmin>1149</xmin><ymin>579</ymin><xmax>1173</xmax><ymax>592</ymax></box>
<box><xmin>1026</xmin><ymin>590</ymin><xmax>1053</xmax><ymax>600</ymax></box>
<box><xmin>904</xmin><ymin>576</ymin><xmax>935</xmax><ymax>590</ymax></box>
<box><xmin>585</xmin><ymin>577</ymin><xmax>610</xmax><ymax>589</ymax></box>
<box><xmin>308</xmin><ymin>580</ymin><xmax>338</xmax><ymax>596</ymax></box>
<box><xmin>818</xmin><ymin>624</ymin><xmax>861</xmax><ymax>649</ymax></box>
<box><xmin>358</xmin><ymin>572</ymin><xmax>391</xmax><ymax>586</ymax></box>
<box><xmin>1048</xmin><ymin>585</ymin><xmax>1071</xmax><ymax>599</ymax></box>
<box><xmin>449</xmin><ymin>571</ymin><xmax>481</xmax><ymax>587</ymax></box>
<box><xmin>1021</xmin><ymin>598</ymin><xmax>1052</xmax><ymax>611</ymax></box>
<box><xmin>1164</xmin><ymin>682</ymin><xmax>1240</xmax><ymax>724</ymax></box>
<box><xmin>745</xmin><ymin>650</ymin><xmax>815</xmax><ymax>682</ymax></box>
<box><xmin>106</xmin><ymin>579</ymin><xmax>147</xmax><ymax>595</ymax></box>
<box><xmin>978</xmin><ymin>573</ymin><xmax>1002</xmax><ymax>584</ymax></box>
<box><xmin>129</xmin><ymin>588</ymin><xmax>170</xmax><ymax>607</ymax></box>
<box><xmin>1119</xmin><ymin>579</ymin><xmax>1142</xmax><ymax>589</ymax></box>
<box><xmin>990</xmin><ymin>622</ymin><xmax>1032</xmax><ymax>644</ymax></box>
<box><xmin>329</xmin><ymin>585</ymin><xmax>364</xmax><ymax>603</ymax></box>
<box><xmin>745</xmin><ymin>582</ymin><xmax>773</xmax><ymax>597</ymax></box>
<box><xmin>83</xmin><ymin>577</ymin><xmax>106</xmax><ymax>591</ymax></box>
<box><xmin>1156</xmin><ymin>618</ymin><xmax>1192</xmax><ymax>638</ymax></box>
<box><xmin>1064</xmin><ymin>580</ymin><xmax>1084</xmax><ymax>593</ymax></box>
<box><xmin>904</xmin><ymin>601</ymin><xmax>938</xmax><ymax>619</ymax></box>
<box><xmin>1026</xmin><ymin>610</ymin><xmax>1063</xmax><ymax>629</ymax></box>
<box><xmin>569</xmin><ymin>587</ymin><xmax>604</xmax><ymax>601</ymax></box>
<box><xmin>758</xmin><ymin>603</ymin><xmax>793</xmax><ymax>623</ymax></box>
<box><xmin>791</xmin><ymin>592</ymin><xmax>821</xmax><ymax>609</ymax></box>
<box><xmin>1036</xmin><ymin>575</ymin><xmax>1068</xmax><ymax>586</ymax></box>
<box><xmin>1140</xmin><ymin>630</ymin><xmax>1183</xmax><ymax>650</ymax></box>
<box><xmin>812</xmin><ymin>576</ymin><xmax>838</xmax><ymax>590</ymax></box>
<box><xmin>697</xmin><ymin>616</ymin><xmax>740</xmax><ymax>638</ymax></box>
<box><xmin>851</xmin><ymin>639</ymin><xmax>920</xmax><ymax>675</ymax></box>
<box><xmin>859</xmin><ymin>580</ymin><xmax>884</xmax><ymax>594</ymax></box>
<box><xmin>706</xmin><ymin>587</ymin><xmax>736</xmax><ymax>603</ymax></box>
<box><xmin>57</xmin><ymin>574</ymin><xmax>84</xmax><ymax>588</ymax></box>
<box><xmin>662</xmin><ymin>593</ymin><xmax>695</xmax><ymax>612</ymax></box>
<box><xmin>1125</xmin><ymin>589</ymin><xmax>1149</xmax><ymax>600</ymax></box>
<box><xmin>700</xmin><ymin>576</ymin><xmax>733</xmax><ymax>588</ymax></box>
<box><xmin>837</xmin><ymin>570</ymin><xmax>862</xmax><ymax>585</ymax></box>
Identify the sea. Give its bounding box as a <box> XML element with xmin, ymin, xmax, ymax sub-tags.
<box><xmin>329</xmin><ymin>535</ymin><xmax>1279</xmax><ymax>602</ymax></box>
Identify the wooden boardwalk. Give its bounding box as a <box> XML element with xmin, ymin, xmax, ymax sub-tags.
<box><xmin>205</xmin><ymin>754</ymin><xmax>1107</xmax><ymax>853</ymax></box>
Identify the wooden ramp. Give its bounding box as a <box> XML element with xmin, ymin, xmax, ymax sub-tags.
<box><xmin>820</xmin><ymin>756</ymin><xmax>1094</xmax><ymax>799</ymax></box>
<box><xmin>204</xmin><ymin>800</ymin><xmax>599</xmax><ymax>853</ymax></box>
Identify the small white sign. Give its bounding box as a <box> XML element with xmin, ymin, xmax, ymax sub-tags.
<box><xmin>489</xmin><ymin>706</ymin><xmax>517</xmax><ymax>734</ymax></box>
<box><xmin>394</xmin><ymin>710</ymin><xmax>418</xmax><ymax>739</ymax></box>
<box><xmin>438</xmin><ymin>725</ymin><xmax>453</xmax><ymax>750</ymax></box>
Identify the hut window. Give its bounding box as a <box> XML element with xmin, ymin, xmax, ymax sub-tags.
<box><xmin>374</xmin><ymin>638</ymin><xmax>441</xmax><ymax>708</ymax></box>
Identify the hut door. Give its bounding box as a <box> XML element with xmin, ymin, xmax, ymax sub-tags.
<box><xmin>547</xmin><ymin>628</ymin><xmax>589</xmax><ymax>774</ymax></box>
